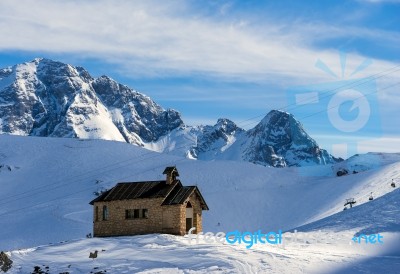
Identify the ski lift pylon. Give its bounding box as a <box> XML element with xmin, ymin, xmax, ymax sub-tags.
<box><xmin>344</xmin><ymin>198</ymin><xmax>356</xmax><ymax>208</ymax></box>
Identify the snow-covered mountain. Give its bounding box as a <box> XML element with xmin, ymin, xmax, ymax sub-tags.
<box><xmin>193</xmin><ymin>118</ymin><xmax>246</xmax><ymax>160</ymax></box>
<box><xmin>0</xmin><ymin>58</ymin><xmax>338</xmax><ymax>167</ymax></box>
<box><xmin>0</xmin><ymin>58</ymin><xmax>183</xmax><ymax>146</ymax></box>
<box><xmin>217</xmin><ymin>110</ymin><xmax>339</xmax><ymax>167</ymax></box>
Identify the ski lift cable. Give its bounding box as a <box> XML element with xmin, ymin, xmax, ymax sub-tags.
<box><xmin>1</xmin><ymin>66</ymin><xmax>400</xmax><ymax>208</ymax></box>
<box><xmin>0</xmin><ymin>157</ymin><xmax>188</xmax><ymax>218</ymax></box>
<box><xmin>240</xmin><ymin>80</ymin><xmax>400</xmax><ymax>129</ymax></box>
<box><xmin>3</xmin><ymin>79</ymin><xmax>398</xmax><ymax>205</ymax></box>
<box><xmin>345</xmin><ymin>176</ymin><xmax>398</xmax><ymax>204</ymax></box>
<box><xmin>236</xmin><ymin>64</ymin><xmax>400</xmax><ymax>126</ymax></box>
<box><xmin>5</xmin><ymin>67</ymin><xmax>400</xmax><ymax>203</ymax></box>
<box><xmin>0</xmin><ymin>140</ymin><xmax>190</xmax><ymax>206</ymax></box>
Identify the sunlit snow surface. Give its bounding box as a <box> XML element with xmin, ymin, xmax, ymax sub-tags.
<box><xmin>0</xmin><ymin>135</ymin><xmax>399</xmax><ymax>273</ymax></box>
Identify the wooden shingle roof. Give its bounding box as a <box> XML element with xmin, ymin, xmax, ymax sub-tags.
<box><xmin>162</xmin><ymin>185</ymin><xmax>209</xmax><ymax>210</ymax></box>
<box><xmin>89</xmin><ymin>180</ymin><xmax>209</xmax><ymax>210</ymax></box>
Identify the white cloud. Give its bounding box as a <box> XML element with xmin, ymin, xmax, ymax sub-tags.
<box><xmin>0</xmin><ymin>0</ymin><xmax>398</xmax><ymax>154</ymax></box>
<box><xmin>313</xmin><ymin>135</ymin><xmax>400</xmax><ymax>158</ymax></box>
<box><xmin>0</xmin><ymin>0</ymin><xmax>398</xmax><ymax>87</ymax></box>
<box><xmin>357</xmin><ymin>137</ymin><xmax>400</xmax><ymax>153</ymax></box>
<box><xmin>358</xmin><ymin>0</ymin><xmax>400</xmax><ymax>3</ymax></box>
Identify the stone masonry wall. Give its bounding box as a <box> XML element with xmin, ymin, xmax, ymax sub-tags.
<box><xmin>93</xmin><ymin>198</ymin><xmax>181</xmax><ymax>237</ymax></box>
<box><xmin>93</xmin><ymin>192</ymin><xmax>204</xmax><ymax>237</ymax></box>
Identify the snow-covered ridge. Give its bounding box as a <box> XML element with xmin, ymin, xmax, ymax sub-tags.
<box><xmin>0</xmin><ymin>135</ymin><xmax>399</xmax><ymax>251</ymax></box>
<box><xmin>1</xmin><ymin>59</ymin><xmax>338</xmax><ymax>167</ymax></box>
<box><xmin>0</xmin><ymin>58</ymin><xmax>184</xmax><ymax>145</ymax></box>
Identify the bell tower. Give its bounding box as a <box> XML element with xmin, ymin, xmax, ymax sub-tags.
<box><xmin>163</xmin><ymin>166</ymin><xmax>179</xmax><ymax>184</ymax></box>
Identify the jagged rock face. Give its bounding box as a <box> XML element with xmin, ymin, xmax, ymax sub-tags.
<box><xmin>0</xmin><ymin>58</ymin><xmax>339</xmax><ymax>167</ymax></box>
<box><xmin>92</xmin><ymin>76</ymin><xmax>183</xmax><ymax>143</ymax></box>
<box><xmin>241</xmin><ymin>110</ymin><xmax>338</xmax><ymax>166</ymax></box>
<box><xmin>0</xmin><ymin>58</ymin><xmax>183</xmax><ymax>144</ymax></box>
<box><xmin>194</xmin><ymin>118</ymin><xmax>245</xmax><ymax>159</ymax></box>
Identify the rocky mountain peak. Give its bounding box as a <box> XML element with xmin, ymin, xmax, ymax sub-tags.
<box><xmin>193</xmin><ymin>118</ymin><xmax>245</xmax><ymax>160</ymax></box>
<box><xmin>1</xmin><ymin>58</ymin><xmax>339</xmax><ymax>168</ymax></box>
<box><xmin>215</xmin><ymin>118</ymin><xmax>243</xmax><ymax>135</ymax></box>
<box><xmin>242</xmin><ymin>110</ymin><xmax>337</xmax><ymax>166</ymax></box>
<box><xmin>249</xmin><ymin>110</ymin><xmax>316</xmax><ymax>148</ymax></box>
<box><xmin>0</xmin><ymin>58</ymin><xmax>183</xmax><ymax>144</ymax></box>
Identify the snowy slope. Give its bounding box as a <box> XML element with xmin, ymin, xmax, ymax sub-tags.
<box><xmin>296</xmin><ymin>188</ymin><xmax>400</xmax><ymax>236</ymax></box>
<box><xmin>1</xmin><ymin>135</ymin><xmax>399</xmax><ymax>252</ymax></box>
<box><xmin>148</xmin><ymin>118</ymin><xmax>246</xmax><ymax>161</ymax></box>
<box><xmin>6</xmin><ymin>189</ymin><xmax>400</xmax><ymax>273</ymax></box>
<box><xmin>1</xmin><ymin>135</ymin><xmax>399</xmax><ymax>273</ymax></box>
<box><xmin>144</xmin><ymin>125</ymin><xmax>199</xmax><ymax>159</ymax></box>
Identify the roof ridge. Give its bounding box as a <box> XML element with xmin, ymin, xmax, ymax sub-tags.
<box><xmin>102</xmin><ymin>185</ymin><xmax>118</xmax><ymax>201</ymax></box>
<box><xmin>117</xmin><ymin>180</ymin><xmax>166</xmax><ymax>184</ymax></box>
<box><xmin>160</xmin><ymin>180</ymin><xmax>182</xmax><ymax>204</ymax></box>
<box><xmin>88</xmin><ymin>179</ymin><xmax>208</xmax><ymax>210</ymax></box>
<box><xmin>162</xmin><ymin>183</ymin><xmax>185</xmax><ymax>205</ymax></box>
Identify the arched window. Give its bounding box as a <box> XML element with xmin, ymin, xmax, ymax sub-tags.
<box><xmin>186</xmin><ymin>201</ymin><xmax>193</xmax><ymax>232</ymax></box>
<box><xmin>102</xmin><ymin>205</ymin><xmax>109</xmax><ymax>221</ymax></box>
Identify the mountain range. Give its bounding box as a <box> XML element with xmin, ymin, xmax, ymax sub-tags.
<box><xmin>0</xmin><ymin>58</ymin><xmax>340</xmax><ymax>166</ymax></box>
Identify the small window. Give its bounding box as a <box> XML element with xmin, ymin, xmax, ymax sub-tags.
<box><xmin>142</xmin><ymin>209</ymin><xmax>148</xmax><ymax>219</ymax></box>
<box><xmin>125</xmin><ymin>209</ymin><xmax>148</xmax><ymax>219</ymax></box>
<box><xmin>125</xmin><ymin>209</ymin><xmax>132</xmax><ymax>219</ymax></box>
<box><xmin>125</xmin><ymin>209</ymin><xmax>140</xmax><ymax>219</ymax></box>
<box><xmin>102</xmin><ymin>205</ymin><xmax>109</xmax><ymax>221</ymax></box>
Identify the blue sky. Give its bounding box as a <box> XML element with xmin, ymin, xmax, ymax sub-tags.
<box><xmin>0</xmin><ymin>0</ymin><xmax>399</xmax><ymax>157</ymax></box>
